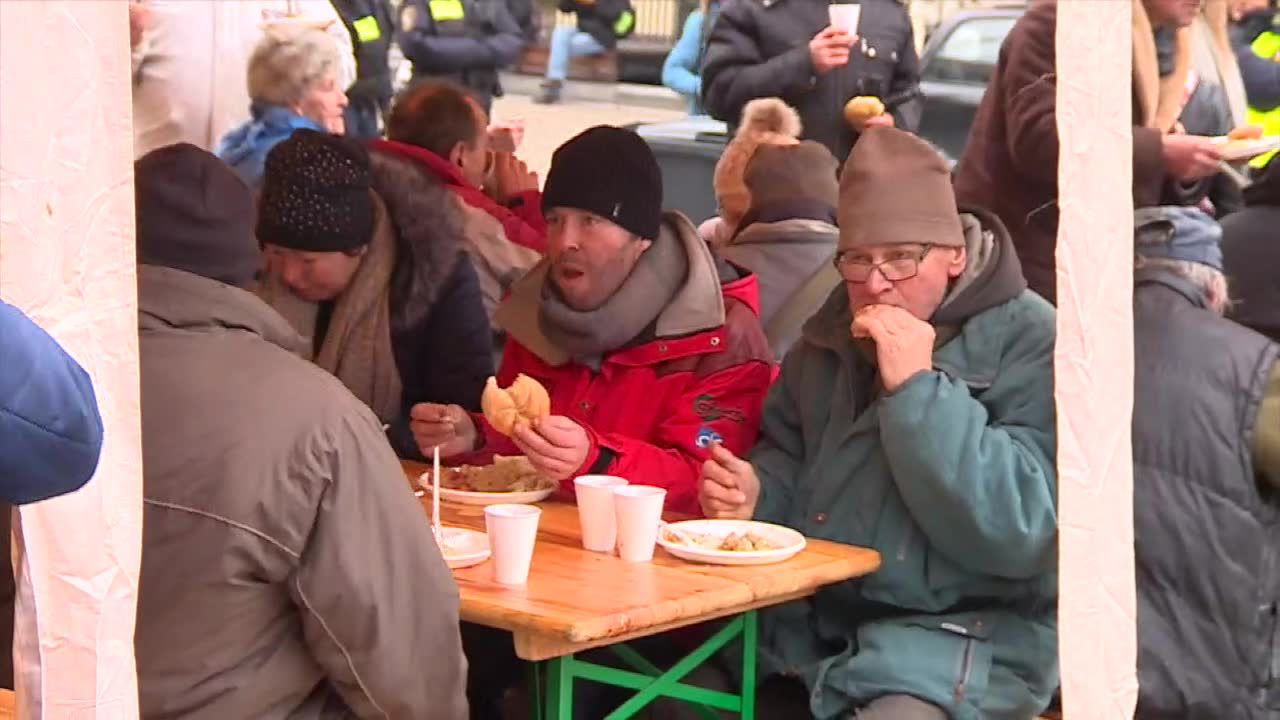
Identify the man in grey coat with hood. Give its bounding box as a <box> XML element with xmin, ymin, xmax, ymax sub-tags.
<box><xmin>131</xmin><ymin>143</ymin><xmax>468</xmax><ymax>719</ymax></box>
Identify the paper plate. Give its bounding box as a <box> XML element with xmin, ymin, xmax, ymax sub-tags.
<box><xmin>437</xmin><ymin>527</ymin><xmax>490</xmax><ymax>569</ymax></box>
<box><xmin>657</xmin><ymin>519</ymin><xmax>806</xmax><ymax>566</ymax></box>
<box><xmin>1212</xmin><ymin>135</ymin><xmax>1280</xmax><ymax>162</ymax></box>
<box><xmin>419</xmin><ymin>473</ymin><xmax>556</xmax><ymax>506</ymax></box>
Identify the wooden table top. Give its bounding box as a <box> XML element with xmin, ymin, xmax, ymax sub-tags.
<box><xmin>0</xmin><ymin>689</ymin><xmax>13</xmax><ymax>718</ymax></box>
<box><xmin>403</xmin><ymin>461</ymin><xmax>881</xmax><ymax>660</ymax></box>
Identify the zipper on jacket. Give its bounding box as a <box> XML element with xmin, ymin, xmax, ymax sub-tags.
<box><xmin>954</xmin><ymin>637</ymin><xmax>976</xmax><ymax>704</ymax></box>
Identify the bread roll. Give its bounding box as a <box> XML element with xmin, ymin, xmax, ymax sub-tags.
<box><xmin>481</xmin><ymin>374</ymin><xmax>551</xmax><ymax>436</ymax></box>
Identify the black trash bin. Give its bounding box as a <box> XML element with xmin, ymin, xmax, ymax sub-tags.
<box><xmin>628</xmin><ymin>116</ymin><xmax>727</xmax><ymax>225</ymax></box>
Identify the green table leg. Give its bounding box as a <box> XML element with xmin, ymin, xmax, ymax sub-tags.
<box><xmin>533</xmin><ymin>610</ymin><xmax>761</xmax><ymax>720</ymax></box>
<box><xmin>740</xmin><ymin>610</ymin><xmax>758</xmax><ymax>720</ymax></box>
<box><xmin>544</xmin><ymin>655</ymin><xmax>574</xmax><ymax>720</ymax></box>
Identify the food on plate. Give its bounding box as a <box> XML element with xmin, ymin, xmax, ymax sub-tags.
<box><xmin>663</xmin><ymin>527</ymin><xmax>780</xmax><ymax>552</ymax></box>
<box><xmin>1228</xmin><ymin>125</ymin><xmax>1264</xmax><ymax>141</ymax></box>
<box><xmin>441</xmin><ymin>456</ymin><xmax>551</xmax><ymax>493</ymax></box>
<box><xmin>481</xmin><ymin>374</ymin><xmax>550</xmax><ymax>436</ymax></box>
<box><xmin>844</xmin><ymin>96</ymin><xmax>885</xmax><ymax>127</ymax></box>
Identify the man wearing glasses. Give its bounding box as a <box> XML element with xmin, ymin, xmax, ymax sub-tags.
<box><xmin>698</xmin><ymin>128</ymin><xmax>1059</xmax><ymax>719</ymax></box>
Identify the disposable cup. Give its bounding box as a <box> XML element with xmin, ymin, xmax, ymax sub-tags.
<box><xmin>483</xmin><ymin>504</ymin><xmax>541</xmax><ymax>585</ymax></box>
<box><xmin>828</xmin><ymin>3</ymin><xmax>862</xmax><ymax>35</ymax></box>
<box><xmin>612</xmin><ymin>486</ymin><xmax>667</xmax><ymax>563</ymax></box>
<box><xmin>575</xmin><ymin>475</ymin><xmax>629</xmax><ymax>552</ymax></box>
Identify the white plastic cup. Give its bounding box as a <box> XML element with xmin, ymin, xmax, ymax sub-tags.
<box><xmin>484</xmin><ymin>504</ymin><xmax>542</xmax><ymax>585</ymax></box>
<box><xmin>828</xmin><ymin>3</ymin><xmax>862</xmax><ymax>35</ymax></box>
<box><xmin>612</xmin><ymin>486</ymin><xmax>667</xmax><ymax>563</ymax></box>
<box><xmin>574</xmin><ymin>475</ymin><xmax>629</xmax><ymax>552</ymax></box>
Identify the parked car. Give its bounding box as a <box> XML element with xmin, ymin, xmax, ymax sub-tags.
<box><xmin>917</xmin><ymin>8</ymin><xmax>1022</xmax><ymax>164</ymax></box>
<box><xmin>631</xmin><ymin>7</ymin><xmax>1024</xmax><ymax>223</ymax></box>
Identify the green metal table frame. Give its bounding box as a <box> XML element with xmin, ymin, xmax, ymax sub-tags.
<box><xmin>532</xmin><ymin>610</ymin><xmax>758</xmax><ymax>720</ymax></box>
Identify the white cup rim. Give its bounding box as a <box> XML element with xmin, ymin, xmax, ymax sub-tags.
<box><xmin>575</xmin><ymin>475</ymin><xmax>629</xmax><ymax>488</ymax></box>
<box><xmin>484</xmin><ymin>503</ymin><xmax>543</xmax><ymax>518</ymax></box>
<box><xmin>612</xmin><ymin>485</ymin><xmax>666</xmax><ymax>499</ymax></box>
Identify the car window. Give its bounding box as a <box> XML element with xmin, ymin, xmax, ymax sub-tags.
<box><xmin>923</xmin><ymin>16</ymin><xmax>1017</xmax><ymax>85</ymax></box>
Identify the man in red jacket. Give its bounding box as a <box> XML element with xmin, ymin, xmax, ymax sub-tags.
<box><xmin>415</xmin><ymin>125</ymin><xmax>775</xmax><ymax>514</ymax></box>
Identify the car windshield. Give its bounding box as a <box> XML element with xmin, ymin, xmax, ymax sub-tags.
<box><xmin>924</xmin><ymin>16</ymin><xmax>1018</xmax><ymax>86</ymax></box>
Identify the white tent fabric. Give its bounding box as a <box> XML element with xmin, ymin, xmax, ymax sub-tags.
<box><xmin>0</xmin><ymin>0</ymin><xmax>1143</xmax><ymax>716</ymax></box>
<box><xmin>1054</xmin><ymin>0</ymin><xmax>1139</xmax><ymax>716</ymax></box>
<box><xmin>0</xmin><ymin>1</ymin><xmax>144</xmax><ymax>717</ymax></box>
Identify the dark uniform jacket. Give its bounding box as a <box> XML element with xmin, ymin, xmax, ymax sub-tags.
<box><xmin>701</xmin><ymin>0</ymin><xmax>922</xmax><ymax>163</ymax></box>
<box><xmin>398</xmin><ymin>0</ymin><xmax>525</xmax><ymax>111</ymax></box>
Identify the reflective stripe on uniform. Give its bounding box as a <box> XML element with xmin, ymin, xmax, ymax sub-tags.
<box><xmin>1247</xmin><ymin>31</ymin><xmax>1280</xmax><ymax>167</ymax></box>
<box><xmin>613</xmin><ymin>9</ymin><xmax>634</xmax><ymax>36</ymax></box>
<box><xmin>428</xmin><ymin>0</ymin><xmax>466</xmax><ymax>22</ymax></box>
<box><xmin>352</xmin><ymin>15</ymin><xmax>381</xmax><ymax>43</ymax></box>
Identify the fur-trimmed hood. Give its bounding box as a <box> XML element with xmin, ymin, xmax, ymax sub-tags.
<box><xmin>368</xmin><ymin>147</ymin><xmax>468</xmax><ymax>332</ymax></box>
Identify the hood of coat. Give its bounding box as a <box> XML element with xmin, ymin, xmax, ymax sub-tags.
<box><xmin>368</xmin><ymin>147</ymin><xmax>468</xmax><ymax>333</ymax></box>
<box><xmin>216</xmin><ymin>103</ymin><xmax>321</xmax><ymax>171</ymax></box>
<box><xmin>803</xmin><ymin>206</ymin><xmax>1027</xmax><ymax>351</ymax></box>
<box><xmin>496</xmin><ymin>211</ymin><xmax>730</xmax><ymax>366</ymax></box>
<box><xmin>138</xmin><ymin>264</ymin><xmax>308</xmax><ymax>356</ymax></box>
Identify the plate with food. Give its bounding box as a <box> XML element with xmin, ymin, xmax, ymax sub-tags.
<box><xmin>419</xmin><ymin>455</ymin><xmax>556</xmax><ymax>505</ymax></box>
<box><xmin>657</xmin><ymin>519</ymin><xmax>806</xmax><ymax>566</ymax></box>
<box><xmin>437</xmin><ymin>527</ymin><xmax>490</xmax><ymax>569</ymax></box>
<box><xmin>1211</xmin><ymin>127</ymin><xmax>1280</xmax><ymax>162</ymax></box>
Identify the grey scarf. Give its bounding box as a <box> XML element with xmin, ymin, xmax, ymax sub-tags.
<box><xmin>538</xmin><ymin>235</ymin><xmax>689</xmax><ymax>366</ymax></box>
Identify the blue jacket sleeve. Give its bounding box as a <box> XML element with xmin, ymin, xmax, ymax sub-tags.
<box><xmin>397</xmin><ymin>0</ymin><xmax>524</xmax><ymax>72</ymax></box>
<box><xmin>389</xmin><ymin>258</ymin><xmax>494</xmax><ymax>460</ymax></box>
<box><xmin>0</xmin><ymin>302</ymin><xmax>103</xmax><ymax>504</ymax></box>
<box><xmin>662</xmin><ymin>11</ymin><xmax>704</xmax><ymax>100</ymax></box>
<box><xmin>876</xmin><ymin>302</ymin><xmax>1058</xmax><ymax>581</ymax></box>
<box><xmin>1237</xmin><ymin>42</ymin><xmax>1280</xmax><ymax>112</ymax></box>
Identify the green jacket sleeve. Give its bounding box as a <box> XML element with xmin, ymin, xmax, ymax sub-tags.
<box><xmin>1254</xmin><ymin>360</ymin><xmax>1280</xmax><ymax>490</ymax></box>
<box><xmin>877</xmin><ymin>322</ymin><xmax>1057</xmax><ymax>581</ymax></box>
<box><xmin>750</xmin><ymin>349</ymin><xmax>809</xmax><ymax>525</ymax></box>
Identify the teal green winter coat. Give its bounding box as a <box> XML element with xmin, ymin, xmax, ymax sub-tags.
<box><xmin>751</xmin><ymin>264</ymin><xmax>1059</xmax><ymax>718</ymax></box>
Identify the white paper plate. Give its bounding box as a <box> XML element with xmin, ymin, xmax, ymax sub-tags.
<box><xmin>418</xmin><ymin>472</ymin><xmax>556</xmax><ymax>506</ymax></box>
<box><xmin>1211</xmin><ymin>135</ymin><xmax>1280</xmax><ymax>162</ymax></box>
<box><xmin>657</xmin><ymin>519</ymin><xmax>807</xmax><ymax>566</ymax></box>
<box><xmin>437</xmin><ymin>527</ymin><xmax>490</xmax><ymax>569</ymax></box>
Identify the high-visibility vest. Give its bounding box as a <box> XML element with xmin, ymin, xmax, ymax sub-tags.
<box><xmin>1246</xmin><ymin>29</ymin><xmax>1280</xmax><ymax>168</ymax></box>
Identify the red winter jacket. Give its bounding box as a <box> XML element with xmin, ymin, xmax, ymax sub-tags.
<box><xmin>370</xmin><ymin>139</ymin><xmax>547</xmax><ymax>252</ymax></box>
<box><xmin>463</xmin><ymin>213</ymin><xmax>775</xmax><ymax>514</ymax></box>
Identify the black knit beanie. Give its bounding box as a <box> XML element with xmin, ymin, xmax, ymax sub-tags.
<box><xmin>135</xmin><ymin>143</ymin><xmax>260</xmax><ymax>287</ymax></box>
<box><xmin>257</xmin><ymin>130</ymin><xmax>374</xmax><ymax>252</ymax></box>
<box><xmin>542</xmin><ymin>126</ymin><xmax>663</xmax><ymax>240</ymax></box>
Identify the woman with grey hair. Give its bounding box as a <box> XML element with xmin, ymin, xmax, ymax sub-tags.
<box><xmin>216</xmin><ymin>25</ymin><xmax>348</xmax><ymax>187</ymax></box>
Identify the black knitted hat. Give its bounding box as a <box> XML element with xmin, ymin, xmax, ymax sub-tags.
<box><xmin>542</xmin><ymin>126</ymin><xmax>663</xmax><ymax>240</ymax></box>
<box><xmin>257</xmin><ymin>130</ymin><xmax>374</xmax><ymax>252</ymax></box>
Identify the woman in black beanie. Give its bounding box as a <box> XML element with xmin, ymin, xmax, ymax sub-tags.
<box><xmin>256</xmin><ymin>129</ymin><xmax>492</xmax><ymax>460</ymax></box>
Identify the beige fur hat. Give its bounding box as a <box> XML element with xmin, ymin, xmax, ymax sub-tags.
<box><xmin>713</xmin><ymin>98</ymin><xmax>802</xmax><ymax>231</ymax></box>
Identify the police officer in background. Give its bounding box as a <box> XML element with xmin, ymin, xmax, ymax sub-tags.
<box><xmin>332</xmin><ymin>0</ymin><xmax>396</xmax><ymax>139</ymax></box>
<box><xmin>701</xmin><ymin>0</ymin><xmax>922</xmax><ymax>163</ymax></box>
<box><xmin>397</xmin><ymin>0</ymin><xmax>527</xmax><ymax>113</ymax></box>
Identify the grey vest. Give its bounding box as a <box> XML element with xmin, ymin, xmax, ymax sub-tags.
<box><xmin>1132</xmin><ymin>269</ymin><xmax>1280</xmax><ymax>719</ymax></box>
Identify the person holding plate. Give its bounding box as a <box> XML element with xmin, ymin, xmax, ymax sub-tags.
<box><xmin>698</xmin><ymin>129</ymin><xmax>1059</xmax><ymax>719</ymax></box>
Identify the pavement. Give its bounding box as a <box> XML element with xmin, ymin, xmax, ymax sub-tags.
<box><xmin>488</xmin><ymin>75</ymin><xmax>686</xmax><ymax>182</ymax></box>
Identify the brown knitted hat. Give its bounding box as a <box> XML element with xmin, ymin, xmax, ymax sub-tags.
<box><xmin>744</xmin><ymin>141</ymin><xmax>839</xmax><ymax>213</ymax></box>
<box><xmin>714</xmin><ymin>98</ymin><xmax>801</xmax><ymax>228</ymax></box>
<box><xmin>837</xmin><ymin>128</ymin><xmax>964</xmax><ymax>248</ymax></box>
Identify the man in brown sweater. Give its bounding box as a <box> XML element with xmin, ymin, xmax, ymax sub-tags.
<box><xmin>955</xmin><ymin>0</ymin><xmax>1225</xmax><ymax>304</ymax></box>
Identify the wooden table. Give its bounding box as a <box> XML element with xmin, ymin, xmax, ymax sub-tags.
<box><xmin>0</xmin><ymin>689</ymin><xmax>13</xmax><ymax>719</ymax></box>
<box><xmin>403</xmin><ymin>462</ymin><xmax>881</xmax><ymax>719</ymax></box>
